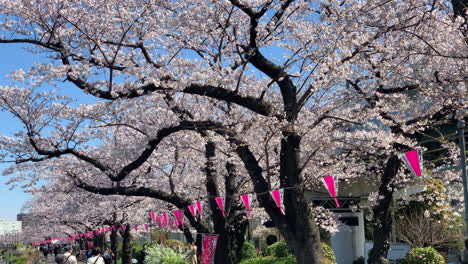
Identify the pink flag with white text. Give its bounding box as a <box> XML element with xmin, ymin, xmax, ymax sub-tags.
<box><xmin>215</xmin><ymin>197</ymin><xmax>225</xmax><ymax>217</ymax></box>
<box><xmin>401</xmin><ymin>149</ymin><xmax>423</xmax><ymax>177</ymax></box>
<box><xmin>323</xmin><ymin>176</ymin><xmax>340</xmax><ymax>207</ymax></box>
<box><xmin>241</xmin><ymin>194</ymin><xmax>253</xmax><ymax>218</ymax></box>
<box><xmin>270</xmin><ymin>189</ymin><xmax>285</xmax><ymax>215</ymax></box>
<box><xmin>196</xmin><ymin>201</ymin><xmax>203</xmax><ymax>219</ymax></box>
<box><xmin>174</xmin><ymin>210</ymin><xmax>184</xmax><ymax>228</ymax></box>
<box><xmin>188</xmin><ymin>204</ymin><xmax>197</xmax><ymax>219</ymax></box>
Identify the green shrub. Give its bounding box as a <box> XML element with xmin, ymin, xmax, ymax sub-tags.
<box><xmin>322</xmin><ymin>243</ymin><xmax>336</xmax><ymax>264</ymax></box>
<box><xmin>240</xmin><ymin>256</ymin><xmax>296</xmax><ymax>264</ymax></box>
<box><xmin>165</xmin><ymin>239</ymin><xmax>187</xmax><ymax>250</ymax></box>
<box><xmin>264</xmin><ymin>241</ymin><xmax>335</xmax><ymax>263</ymax></box>
<box><xmin>145</xmin><ymin>244</ymin><xmax>189</xmax><ymax>264</ymax></box>
<box><xmin>11</xmin><ymin>255</ymin><xmax>28</xmax><ymax>264</ymax></box>
<box><xmin>403</xmin><ymin>247</ymin><xmax>444</xmax><ymax>264</ymax></box>
<box><xmin>242</xmin><ymin>241</ymin><xmax>257</xmax><ymax>260</ymax></box>
<box><xmin>265</xmin><ymin>241</ymin><xmax>292</xmax><ymax>258</ymax></box>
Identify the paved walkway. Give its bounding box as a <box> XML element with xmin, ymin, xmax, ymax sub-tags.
<box><xmin>44</xmin><ymin>255</ymin><xmax>86</xmax><ymax>264</ymax></box>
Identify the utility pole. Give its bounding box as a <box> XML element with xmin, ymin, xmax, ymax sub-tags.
<box><xmin>458</xmin><ymin>120</ymin><xmax>468</xmax><ymax>262</ymax></box>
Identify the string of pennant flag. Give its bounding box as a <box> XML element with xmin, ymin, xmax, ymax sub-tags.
<box><xmin>31</xmin><ymin>149</ymin><xmax>423</xmax><ymax>245</ymax></box>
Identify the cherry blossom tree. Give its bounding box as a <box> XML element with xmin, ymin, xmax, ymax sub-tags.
<box><xmin>22</xmin><ymin>175</ymin><xmax>154</xmax><ymax>264</ymax></box>
<box><xmin>0</xmin><ymin>1</ymin><xmax>466</xmax><ymax>264</ymax></box>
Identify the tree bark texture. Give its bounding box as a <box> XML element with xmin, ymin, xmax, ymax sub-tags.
<box><xmin>110</xmin><ymin>228</ymin><xmax>118</xmax><ymax>264</ymax></box>
<box><xmin>204</xmin><ymin>141</ymin><xmax>249</xmax><ymax>264</ymax></box>
<box><xmin>121</xmin><ymin>227</ymin><xmax>132</xmax><ymax>264</ymax></box>
<box><xmin>368</xmin><ymin>155</ymin><xmax>401</xmax><ymax>264</ymax></box>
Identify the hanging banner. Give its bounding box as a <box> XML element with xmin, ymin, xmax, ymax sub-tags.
<box><xmin>134</xmin><ymin>225</ymin><xmax>138</xmax><ymax>231</ymax></box>
<box><xmin>144</xmin><ymin>224</ymin><xmax>149</xmax><ymax>231</ymax></box>
<box><xmin>121</xmin><ymin>225</ymin><xmax>127</xmax><ymax>232</ymax></box>
<box><xmin>270</xmin><ymin>189</ymin><xmax>285</xmax><ymax>215</ymax></box>
<box><xmin>202</xmin><ymin>234</ymin><xmax>219</xmax><ymax>264</ymax></box>
<box><xmin>157</xmin><ymin>216</ymin><xmax>163</xmax><ymax>228</ymax></box>
<box><xmin>162</xmin><ymin>213</ymin><xmax>169</xmax><ymax>227</ymax></box>
<box><xmin>188</xmin><ymin>204</ymin><xmax>197</xmax><ymax>219</ymax></box>
<box><xmin>401</xmin><ymin>149</ymin><xmax>423</xmax><ymax>177</ymax></box>
<box><xmin>112</xmin><ymin>225</ymin><xmax>116</xmax><ymax>231</ymax></box>
<box><xmin>241</xmin><ymin>194</ymin><xmax>253</xmax><ymax>218</ymax></box>
<box><xmin>196</xmin><ymin>201</ymin><xmax>203</xmax><ymax>219</ymax></box>
<box><xmin>150</xmin><ymin>212</ymin><xmax>156</xmax><ymax>222</ymax></box>
<box><xmin>323</xmin><ymin>176</ymin><xmax>340</xmax><ymax>208</ymax></box>
<box><xmin>214</xmin><ymin>197</ymin><xmax>225</xmax><ymax>217</ymax></box>
<box><xmin>174</xmin><ymin>210</ymin><xmax>184</xmax><ymax>228</ymax></box>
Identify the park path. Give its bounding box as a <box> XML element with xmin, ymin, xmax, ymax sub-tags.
<box><xmin>44</xmin><ymin>255</ymin><xmax>86</xmax><ymax>264</ymax></box>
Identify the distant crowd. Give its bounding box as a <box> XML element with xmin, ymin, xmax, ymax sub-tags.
<box><xmin>39</xmin><ymin>244</ymin><xmax>113</xmax><ymax>264</ymax></box>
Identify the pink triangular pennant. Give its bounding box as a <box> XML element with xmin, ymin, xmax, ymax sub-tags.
<box><xmin>156</xmin><ymin>216</ymin><xmax>163</xmax><ymax>228</ymax></box>
<box><xmin>270</xmin><ymin>189</ymin><xmax>285</xmax><ymax>215</ymax></box>
<box><xmin>215</xmin><ymin>197</ymin><xmax>225</xmax><ymax>217</ymax></box>
<box><xmin>150</xmin><ymin>212</ymin><xmax>156</xmax><ymax>222</ymax></box>
<box><xmin>323</xmin><ymin>176</ymin><xmax>340</xmax><ymax>207</ymax></box>
<box><xmin>173</xmin><ymin>210</ymin><xmax>184</xmax><ymax>228</ymax></box>
<box><xmin>144</xmin><ymin>224</ymin><xmax>149</xmax><ymax>231</ymax></box>
<box><xmin>195</xmin><ymin>201</ymin><xmax>203</xmax><ymax>219</ymax></box>
<box><xmin>134</xmin><ymin>225</ymin><xmax>138</xmax><ymax>231</ymax></box>
<box><xmin>121</xmin><ymin>225</ymin><xmax>127</xmax><ymax>232</ymax></box>
<box><xmin>188</xmin><ymin>204</ymin><xmax>197</xmax><ymax>219</ymax></box>
<box><xmin>402</xmin><ymin>149</ymin><xmax>423</xmax><ymax>177</ymax></box>
<box><xmin>162</xmin><ymin>213</ymin><xmax>168</xmax><ymax>227</ymax></box>
<box><xmin>241</xmin><ymin>194</ymin><xmax>253</xmax><ymax>218</ymax></box>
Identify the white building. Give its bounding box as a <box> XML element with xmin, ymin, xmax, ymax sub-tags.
<box><xmin>0</xmin><ymin>219</ymin><xmax>22</xmax><ymax>235</ymax></box>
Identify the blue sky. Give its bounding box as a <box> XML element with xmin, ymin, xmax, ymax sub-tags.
<box><xmin>0</xmin><ymin>44</ymin><xmax>34</xmax><ymax>221</ymax></box>
<box><xmin>0</xmin><ymin>44</ymin><xmax>97</xmax><ymax>221</ymax></box>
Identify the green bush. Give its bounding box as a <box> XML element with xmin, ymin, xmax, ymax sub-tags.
<box><xmin>240</xmin><ymin>256</ymin><xmax>296</xmax><ymax>264</ymax></box>
<box><xmin>264</xmin><ymin>241</ymin><xmax>335</xmax><ymax>263</ymax></box>
<box><xmin>10</xmin><ymin>255</ymin><xmax>28</xmax><ymax>264</ymax></box>
<box><xmin>241</xmin><ymin>241</ymin><xmax>257</xmax><ymax>260</ymax></box>
<box><xmin>322</xmin><ymin>243</ymin><xmax>336</xmax><ymax>264</ymax></box>
<box><xmin>265</xmin><ymin>241</ymin><xmax>292</xmax><ymax>258</ymax></box>
<box><xmin>403</xmin><ymin>247</ymin><xmax>444</xmax><ymax>264</ymax></box>
<box><xmin>145</xmin><ymin>244</ymin><xmax>189</xmax><ymax>264</ymax></box>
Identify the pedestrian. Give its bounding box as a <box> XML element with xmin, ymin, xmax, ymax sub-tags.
<box><xmin>63</xmin><ymin>245</ymin><xmax>78</xmax><ymax>264</ymax></box>
<box><xmin>87</xmin><ymin>247</ymin><xmax>105</xmax><ymax>264</ymax></box>
<box><xmin>40</xmin><ymin>246</ymin><xmax>48</xmax><ymax>259</ymax></box>
<box><xmin>54</xmin><ymin>245</ymin><xmax>60</xmax><ymax>257</ymax></box>
<box><xmin>102</xmin><ymin>246</ymin><xmax>113</xmax><ymax>264</ymax></box>
<box><xmin>188</xmin><ymin>241</ymin><xmax>198</xmax><ymax>264</ymax></box>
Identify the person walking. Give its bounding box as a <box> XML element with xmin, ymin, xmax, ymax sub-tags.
<box><xmin>63</xmin><ymin>245</ymin><xmax>78</xmax><ymax>264</ymax></box>
<box><xmin>87</xmin><ymin>247</ymin><xmax>105</xmax><ymax>264</ymax></box>
<box><xmin>102</xmin><ymin>246</ymin><xmax>113</xmax><ymax>264</ymax></box>
<box><xmin>188</xmin><ymin>241</ymin><xmax>198</xmax><ymax>264</ymax></box>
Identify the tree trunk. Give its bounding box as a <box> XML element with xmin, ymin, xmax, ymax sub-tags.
<box><xmin>278</xmin><ymin>133</ymin><xmax>322</xmax><ymax>264</ymax></box>
<box><xmin>204</xmin><ymin>141</ymin><xmax>249</xmax><ymax>264</ymax></box>
<box><xmin>233</xmin><ymin>131</ymin><xmax>323</xmax><ymax>264</ymax></box>
<box><xmin>121</xmin><ymin>227</ymin><xmax>132</xmax><ymax>264</ymax></box>
<box><xmin>368</xmin><ymin>155</ymin><xmax>401</xmax><ymax>264</ymax></box>
<box><xmin>110</xmin><ymin>228</ymin><xmax>118</xmax><ymax>264</ymax></box>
